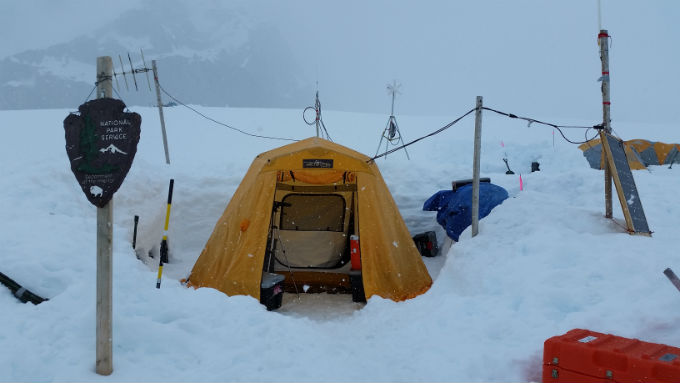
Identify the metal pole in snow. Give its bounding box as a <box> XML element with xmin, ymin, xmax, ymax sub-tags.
<box><xmin>152</xmin><ymin>60</ymin><xmax>171</xmax><ymax>165</ymax></box>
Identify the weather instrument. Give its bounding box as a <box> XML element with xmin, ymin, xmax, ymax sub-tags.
<box><xmin>375</xmin><ymin>80</ymin><xmax>409</xmax><ymax>159</ymax></box>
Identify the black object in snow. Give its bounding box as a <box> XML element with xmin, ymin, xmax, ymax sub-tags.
<box><xmin>0</xmin><ymin>271</ymin><xmax>48</xmax><ymax>305</ymax></box>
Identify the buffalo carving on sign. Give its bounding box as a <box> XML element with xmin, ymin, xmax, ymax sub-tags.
<box><xmin>64</xmin><ymin>98</ymin><xmax>141</xmax><ymax>207</ymax></box>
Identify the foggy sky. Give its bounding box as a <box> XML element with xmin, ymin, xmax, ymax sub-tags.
<box><xmin>1</xmin><ymin>0</ymin><xmax>678</xmax><ymax>124</ymax></box>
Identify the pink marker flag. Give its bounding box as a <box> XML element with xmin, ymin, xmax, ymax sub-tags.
<box><xmin>519</xmin><ymin>174</ymin><xmax>523</xmax><ymax>191</ymax></box>
<box><xmin>501</xmin><ymin>141</ymin><xmax>505</xmax><ymax>147</ymax></box>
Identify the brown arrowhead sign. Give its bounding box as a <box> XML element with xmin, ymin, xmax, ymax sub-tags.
<box><xmin>64</xmin><ymin>98</ymin><xmax>141</xmax><ymax>208</ymax></box>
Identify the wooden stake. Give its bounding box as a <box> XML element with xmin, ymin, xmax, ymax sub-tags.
<box><xmin>95</xmin><ymin>56</ymin><xmax>113</xmax><ymax>376</ymax></box>
<box><xmin>152</xmin><ymin>60</ymin><xmax>171</xmax><ymax>165</ymax></box>
<box><xmin>599</xmin><ymin>29</ymin><xmax>613</xmax><ymax>218</ymax></box>
<box><xmin>471</xmin><ymin>96</ymin><xmax>483</xmax><ymax>238</ymax></box>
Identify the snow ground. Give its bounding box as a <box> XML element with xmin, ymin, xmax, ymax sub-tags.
<box><xmin>1</xmin><ymin>105</ymin><xmax>679</xmax><ymax>381</ymax></box>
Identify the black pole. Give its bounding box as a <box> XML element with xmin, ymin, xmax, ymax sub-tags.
<box><xmin>0</xmin><ymin>271</ymin><xmax>48</xmax><ymax>304</ymax></box>
<box><xmin>503</xmin><ymin>158</ymin><xmax>515</xmax><ymax>175</ymax></box>
<box><xmin>664</xmin><ymin>268</ymin><xmax>680</xmax><ymax>294</ymax></box>
<box><xmin>132</xmin><ymin>215</ymin><xmax>139</xmax><ymax>250</ymax></box>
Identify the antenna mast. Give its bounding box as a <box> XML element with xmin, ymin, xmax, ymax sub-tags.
<box><xmin>375</xmin><ymin>80</ymin><xmax>409</xmax><ymax>160</ymax></box>
<box><xmin>314</xmin><ymin>91</ymin><xmax>320</xmax><ymax>137</ymax></box>
<box><xmin>113</xmin><ymin>50</ymin><xmax>170</xmax><ymax>164</ymax></box>
<box><xmin>597</xmin><ymin>0</ymin><xmax>603</xmax><ymax>31</ymax></box>
<box><xmin>390</xmin><ymin>81</ymin><xmax>397</xmax><ymax>116</ymax></box>
<box><xmin>303</xmin><ymin>87</ymin><xmax>332</xmax><ymax>141</ymax></box>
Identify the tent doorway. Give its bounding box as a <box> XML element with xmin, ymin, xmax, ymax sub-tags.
<box><xmin>264</xmin><ymin>180</ymin><xmax>357</xmax><ymax>294</ymax></box>
<box><xmin>275</xmin><ymin>193</ymin><xmax>350</xmax><ymax>269</ymax></box>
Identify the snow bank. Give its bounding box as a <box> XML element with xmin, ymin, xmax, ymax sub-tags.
<box><xmin>1</xmin><ymin>106</ymin><xmax>678</xmax><ymax>381</ymax></box>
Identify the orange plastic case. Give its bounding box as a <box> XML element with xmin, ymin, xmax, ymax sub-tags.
<box><xmin>543</xmin><ymin>329</ymin><xmax>680</xmax><ymax>383</ymax></box>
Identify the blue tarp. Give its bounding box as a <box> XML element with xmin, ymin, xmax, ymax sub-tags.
<box><xmin>423</xmin><ymin>183</ymin><xmax>509</xmax><ymax>241</ymax></box>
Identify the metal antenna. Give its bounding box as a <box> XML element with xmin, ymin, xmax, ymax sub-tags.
<box><xmin>597</xmin><ymin>0</ymin><xmax>603</xmax><ymax>31</ymax></box>
<box><xmin>303</xmin><ymin>88</ymin><xmax>331</xmax><ymax>140</ymax></box>
<box><xmin>314</xmin><ymin>91</ymin><xmax>320</xmax><ymax>137</ymax></box>
<box><xmin>113</xmin><ymin>66</ymin><xmax>120</xmax><ymax>93</ymax></box>
<box><xmin>140</xmin><ymin>49</ymin><xmax>152</xmax><ymax>91</ymax></box>
<box><xmin>127</xmin><ymin>53</ymin><xmax>138</xmax><ymax>91</ymax></box>
<box><xmin>118</xmin><ymin>55</ymin><xmax>129</xmax><ymax>91</ymax></box>
<box><xmin>387</xmin><ymin>80</ymin><xmax>401</xmax><ymax>116</ymax></box>
<box><xmin>375</xmin><ymin>80</ymin><xmax>409</xmax><ymax>160</ymax></box>
<box><xmin>151</xmin><ymin>60</ymin><xmax>171</xmax><ymax>164</ymax></box>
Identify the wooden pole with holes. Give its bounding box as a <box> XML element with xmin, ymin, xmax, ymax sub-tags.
<box><xmin>95</xmin><ymin>56</ymin><xmax>114</xmax><ymax>376</ymax></box>
<box><xmin>599</xmin><ymin>29</ymin><xmax>613</xmax><ymax>218</ymax></box>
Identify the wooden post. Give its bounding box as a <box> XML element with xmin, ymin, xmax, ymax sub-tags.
<box><xmin>471</xmin><ymin>96</ymin><xmax>483</xmax><ymax>237</ymax></box>
<box><xmin>95</xmin><ymin>56</ymin><xmax>113</xmax><ymax>376</ymax></box>
<box><xmin>599</xmin><ymin>29</ymin><xmax>613</xmax><ymax>218</ymax></box>
<box><xmin>152</xmin><ymin>60</ymin><xmax>171</xmax><ymax>165</ymax></box>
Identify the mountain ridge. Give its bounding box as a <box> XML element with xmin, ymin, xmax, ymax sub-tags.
<box><xmin>0</xmin><ymin>1</ymin><xmax>306</xmax><ymax>110</ymax></box>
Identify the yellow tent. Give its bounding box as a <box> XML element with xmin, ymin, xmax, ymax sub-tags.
<box><xmin>580</xmin><ymin>138</ymin><xmax>680</xmax><ymax>170</ymax></box>
<box><xmin>187</xmin><ymin>137</ymin><xmax>432</xmax><ymax>304</ymax></box>
<box><xmin>579</xmin><ymin>138</ymin><xmax>647</xmax><ymax>170</ymax></box>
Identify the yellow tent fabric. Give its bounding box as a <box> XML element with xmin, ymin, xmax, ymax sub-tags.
<box><xmin>580</xmin><ymin>138</ymin><xmax>680</xmax><ymax>170</ymax></box>
<box><xmin>579</xmin><ymin>138</ymin><xmax>647</xmax><ymax>170</ymax></box>
<box><xmin>187</xmin><ymin>137</ymin><xmax>432</xmax><ymax>302</ymax></box>
<box><xmin>653</xmin><ymin>142</ymin><xmax>680</xmax><ymax>165</ymax></box>
<box><xmin>628</xmin><ymin>139</ymin><xmax>661</xmax><ymax>166</ymax></box>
